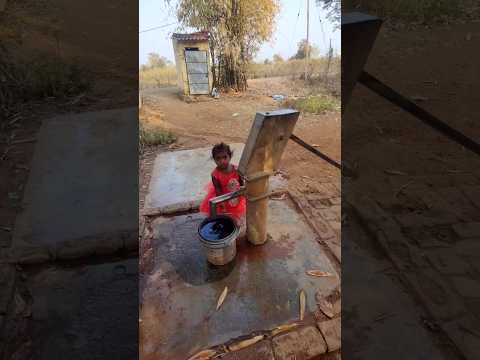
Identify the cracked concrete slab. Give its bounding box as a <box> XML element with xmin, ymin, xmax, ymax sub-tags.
<box><xmin>144</xmin><ymin>144</ymin><xmax>288</xmax><ymax>212</ymax></box>
<box><xmin>140</xmin><ymin>199</ymin><xmax>339</xmax><ymax>360</ymax></box>
<box><xmin>12</xmin><ymin>108</ymin><xmax>138</xmax><ymax>250</ymax></box>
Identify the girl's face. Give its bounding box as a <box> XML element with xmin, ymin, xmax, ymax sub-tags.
<box><xmin>213</xmin><ymin>151</ymin><xmax>231</xmax><ymax>170</ymax></box>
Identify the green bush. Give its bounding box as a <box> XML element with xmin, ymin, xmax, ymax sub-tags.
<box><xmin>139</xmin><ymin>123</ymin><xmax>176</xmax><ymax>147</ymax></box>
<box><xmin>284</xmin><ymin>95</ymin><xmax>340</xmax><ymax>114</ymax></box>
<box><xmin>0</xmin><ymin>51</ymin><xmax>92</xmax><ymax>118</ymax></box>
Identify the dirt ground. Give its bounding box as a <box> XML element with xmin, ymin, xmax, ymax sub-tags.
<box><xmin>139</xmin><ymin>77</ymin><xmax>342</xmax><ymax>211</ymax></box>
<box><xmin>345</xmin><ymin>21</ymin><xmax>480</xmax><ymax>188</ymax></box>
<box><xmin>343</xmin><ymin>20</ymin><xmax>480</xmax><ymax>359</ymax></box>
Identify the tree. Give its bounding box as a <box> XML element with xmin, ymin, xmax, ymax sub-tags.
<box><xmin>146</xmin><ymin>53</ymin><xmax>169</xmax><ymax>68</ymax></box>
<box><xmin>291</xmin><ymin>39</ymin><xmax>319</xmax><ymax>60</ymax></box>
<box><xmin>175</xmin><ymin>0</ymin><xmax>279</xmax><ymax>91</ymax></box>
<box><xmin>264</xmin><ymin>58</ymin><xmax>271</xmax><ymax>65</ymax></box>
<box><xmin>316</xmin><ymin>0</ymin><xmax>340</xmax><ymax>28</ymax></box>
<box><xmin>272</xmin><ymin>54</ymin><xmax>284</xmax><ymax>63</ymax></box>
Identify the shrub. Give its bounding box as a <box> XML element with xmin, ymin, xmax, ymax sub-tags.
<box><xmin>284</xmin><ymin>95</ymin><xmax>340</xmax><ymax>114</ymax></box>
<box><xmin>139</xmin><ymin>122</ymin><xmax>176</xmax><ymax>148</ymax></box>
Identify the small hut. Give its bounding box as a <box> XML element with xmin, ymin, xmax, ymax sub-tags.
<box><xmin>171</xmin><ymin>31</ymin><xmax>213</xmax><ymax>96</ymax></box>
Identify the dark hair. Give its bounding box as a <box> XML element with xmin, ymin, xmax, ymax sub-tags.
<box><xmin>212</xmin><ymin>142</ymin><xmax>233</xmax><ymax>158</ymax></box>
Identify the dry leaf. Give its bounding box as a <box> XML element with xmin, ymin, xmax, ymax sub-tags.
<box><xmin>306</xmin><ymin>270</ymin><xmax>333</xmax><ymax>277</ymax></box>
<box><xmin>216</xmin><ymin>286</ymin><xmax>228</xmax><ymax>310</ymax></box>
<box><xmin>317</xmin><ymin>298</ymin><xmax>334</xmax><ymax>318</ymax></box>
<box><xmin>271</xmin><ymin>323</ymin><xmax>298</xmax><ymax>336</ymax></box>
<box><xmin>384</xmin><ymin>169</ymin><xmax>408</xmax><ymax>176</ymax></box>
<box><xmin>228</xmin><ymin>335</ymin><xmax>264</xmax><ymax>352</ymax></box>
<box><xmin>299</xmin><ymin>290</ymin><xmax>306</xmax><ymax>321</ymax></box>
<box><xmin>187</xmin><ymin>349</ymin><xmax>217</xmax><ymax>360</ymax></box>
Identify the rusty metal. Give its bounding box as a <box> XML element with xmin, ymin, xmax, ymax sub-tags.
<box><xmin>244</xmin><ymin>171</ymin><xmax>274</xmax><ymax>182</ymax></box>
<box><xmin>247</xmin><ymin>190</ymin><xmax>286</xmax><ymax>203</ymax></box>
<box><xmin>342</xmin><ymin>12</ymin><xmax>480</xmax><ymax>158</ymax></box>
<box><xmin>290</xmin><ymin>134</ymin><xmax>341</xmax><ymax>170</ymax></box>
<box><xmin>341</xmin><ymin>12</ymin><xmax>383</xmax><ymax>111</ymax></box>
<box><xmin>209</xmin><ymin>186</ymin><xmax>246</xmax><ymax>217</ymax></box>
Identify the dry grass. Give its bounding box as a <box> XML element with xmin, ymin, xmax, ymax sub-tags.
<box><xmin>139</xmin><ymin>58</ymin><xmax>341</xmax><ymax>92</ymax></box>
<box><xmin>0</xmin><ymin>49</ymin><xmax>92</xmax><ymax>122</ymax></box>
<box><xmin>284</xmin><ymin>95</ymin><xmax>340</xmax><ymax>114</ymax></box>
<box><xmin>247</xmin><ymin>58</ymin><xmax>340</xmax><ymax>80</ymax></box>
<box><xmin>0</xmin><ymin>0</ymin><xmax>91</xmax><ymax>122</ymax></box>
<box><xmin>139</xmin><ymin>122</ymin><xmax>176</xmax><ymax>153</ymax></box>
<box><xmin>139</xmin><ymin>66</ymin><xmax>177</xmax><ymax>89</ymax></box>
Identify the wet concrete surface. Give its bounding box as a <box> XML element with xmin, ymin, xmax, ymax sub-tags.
<box><xmin>27</xmin><ymin>258</ymin><xmax>138</xmax><ymax>360</ymax></box>
<box><xmin>13</xmin><ymin>108</ymin><xmax>138</xmax><ymax>248</ymax></box>
<box><xmin>145</xmin><ymin>144</ymin><xmax>287</xmax><ymax>211</ymax></box>
<box><xmin>342</xmin><ymin>210</ymin><xmax>457</xmax><ymax>359</ymax></box>
<box><xmin>140</xmin><ymin>199</ymin><xmax>339</xmax><ymax>360</ymax></box>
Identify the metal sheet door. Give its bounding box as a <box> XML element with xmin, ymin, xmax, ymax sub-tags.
<box><xmin>185</xmin><ymin>50</ymin><xmax>209</xmax><ymax>95</ymax></box>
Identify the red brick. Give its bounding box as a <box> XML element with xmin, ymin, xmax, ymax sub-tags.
<box><xmin>317</xmin><ymin>318</ymin><xmax>341</xmax><ymax>352</ymax></box>
<box><xmin>272</xmin><ymin>326</ymin><xmax>327</xmax><ymax>360</ymax></box>
<box><xmin>215</xmin><ymin>340</ymin><xmax>274</xmax><ymax>360</ymax></box>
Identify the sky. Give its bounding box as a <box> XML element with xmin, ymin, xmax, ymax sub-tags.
<box><xmin>139</xmin><ymin>0</ymin><xmax>340</xmax><ymax>65</ymax></box>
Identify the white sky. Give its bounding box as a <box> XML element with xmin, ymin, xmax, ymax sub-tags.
<box><xmin>139</xmin><ymin>0</ymin><xmax>340</xmax><ymax>65</ymax></box>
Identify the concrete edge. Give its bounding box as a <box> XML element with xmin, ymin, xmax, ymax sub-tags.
<box><xmin>141</xmin><ymin>199</ymin><xmax>201</xmax><ymax>217</ymax></box>
<box><xmin>5</xmin><ymin>229</ymin><xmax>138</xmax><ymax>265</ymax></box>
<box><xmin>186</xmin><ymin>318</ymin><xmax>341</xmax><ymax>360</ymax></box>
<box><xmin>141</xmin><ymin>188</ymin><xmax>290</xmax><ymax>218</ymax></box>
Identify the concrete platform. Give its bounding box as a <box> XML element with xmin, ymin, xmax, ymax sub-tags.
<box><xmin>27</xmin><ymin>258</ymin><xmax>138</xmax><ymax>360</ymax></box>
<box><xmin>12</xmin><ymin>108</ymin><xmax>138</xmax><ymax>250</ymax></box>
<box><xmin>140</xmin><ymin>199</ymin><xmax>339</xmax><ymax>360</ymax></box>
<box><xmin>144</xmin><ymin>144</ymin><xmax>287</xmax><ymax>212</ymax></box>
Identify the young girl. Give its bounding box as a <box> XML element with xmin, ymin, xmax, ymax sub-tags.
<box><xmin>199</xmin><ymin>143</ymin><xmax>246</xmax><ymax>224</ymax></box>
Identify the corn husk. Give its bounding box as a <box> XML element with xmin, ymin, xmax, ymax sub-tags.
<box><xmin>299</xmin><ymin>290</ymin><xmax>306</xmax><ymax>321</ymax></box>
<box><xmin>228</xmin><ymin>335</ymin><xmax>264</xmax><ymax>352</ymax></box>
<box><xmin>216</xmin><ymin>286</ymin><xmax>228</xmax><ymax>311</ymax></box>
<box><xmin>306</xmin><ymin>270</ymin><xmax>333</xmax><ymax>277</ymax></box>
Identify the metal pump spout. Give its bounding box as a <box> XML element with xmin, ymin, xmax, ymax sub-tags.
<box><xmin>208</xmin><ymin>186</ymin><xmax>246</xmax><ymax>217</ymax></box>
